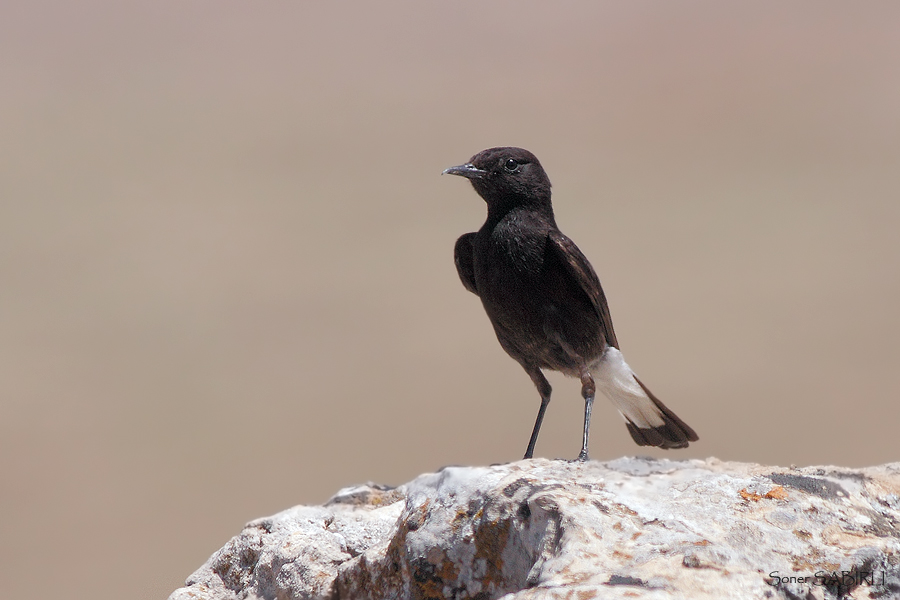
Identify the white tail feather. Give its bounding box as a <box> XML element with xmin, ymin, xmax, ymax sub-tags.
<box><xmin>591</xmin><ymin>347</ymin><xmax>666</xmax><ymax>429</ymax></box>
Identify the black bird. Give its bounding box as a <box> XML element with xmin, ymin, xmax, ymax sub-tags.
<box><xmin>443</xmin><ymin>147</ymin><xmax>698</xmax><ymax>461</ymax></box>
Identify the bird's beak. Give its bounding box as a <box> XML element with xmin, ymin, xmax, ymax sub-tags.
<box><xmin>442</xmin><ymin>163</ymin><xmax>487</xmax><ymax>180</ymax></box>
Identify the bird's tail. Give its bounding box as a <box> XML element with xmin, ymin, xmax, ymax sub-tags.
<box><xmin>591</xmin><ymin>347</ymin><xmax>698</xmax><ymax>449</ymax></box>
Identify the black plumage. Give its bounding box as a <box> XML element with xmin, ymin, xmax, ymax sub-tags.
<box><xmin>444</xmin><ymin>147</ymin><xmax>698</xmax><ymax>460</ymax></box>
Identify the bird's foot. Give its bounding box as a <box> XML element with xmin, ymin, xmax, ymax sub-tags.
<box><xmin>574</xmin><ymin>450</ymin><xmax>590</xmax><ymax>462</ymax></box>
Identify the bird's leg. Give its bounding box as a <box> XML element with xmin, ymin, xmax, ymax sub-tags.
<box><xmin>523</xmin><ymin>367</ymin><xmax>552</xmax><ymax>459</ymax></box>
<box><xmin>577</xmin><ymin>371</ymin><xmax>596</xmax><ymax>462</ymax></box>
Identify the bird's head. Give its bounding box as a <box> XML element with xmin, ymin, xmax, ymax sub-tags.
<box><xmin>443</xmin><ymin>147</ymin><xmax>552</xmax><ymax>215</ymax></box>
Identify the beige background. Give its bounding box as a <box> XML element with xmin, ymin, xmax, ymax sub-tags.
<box><xmin>2</xmin><ymin>2</ymin><xmax>899</xmax><ymax>598</ymax></box>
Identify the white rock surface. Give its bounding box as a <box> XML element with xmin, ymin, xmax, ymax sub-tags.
<box><xmin>170</xmin><ymin>458</ymin><xmax>900</xmax><ymax>600</ymax></box>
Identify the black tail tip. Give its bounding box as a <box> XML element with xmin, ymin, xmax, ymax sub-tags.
<box><xmin>629</xmin><ymin>375</ymin><xmax>699</xmax><ymax>449</ymax></box>
<box><xmin>626</xmin><ymin>421</ymin><xmax>698</xmax><ymax>449</ymax></box>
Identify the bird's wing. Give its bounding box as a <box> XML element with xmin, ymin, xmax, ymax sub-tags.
<box><xmin>547</xmin><ymin>229</ymin><xmax>619</xmax><ymax>349</ymax></box>
<box><xmin>454</xmin><ymin>233</ymin><xmax>479</xmax><ymax>295</ymax></box>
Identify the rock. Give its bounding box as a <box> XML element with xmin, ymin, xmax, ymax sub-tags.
<box><xmin>169</xmin><ymin>458</ymin><xmax>900</xmax><ymax>600</ymax></box>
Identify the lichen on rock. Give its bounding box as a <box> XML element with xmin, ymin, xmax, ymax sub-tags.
<box><xmin>170</xmin><ymin>458</ymin><xmax>900</xmax><ymax>600</ymax></box>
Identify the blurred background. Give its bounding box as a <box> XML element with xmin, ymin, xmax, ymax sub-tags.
<box><xmin>2</xmin><ymin>1</ymin><xmax>899</xmax><ymax>598</ymax></box>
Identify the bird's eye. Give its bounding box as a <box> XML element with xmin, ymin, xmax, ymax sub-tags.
<box><xmin>504</xmin><ymin>158</ymin><xmax>519</xmax><ymax>172</ymax></box>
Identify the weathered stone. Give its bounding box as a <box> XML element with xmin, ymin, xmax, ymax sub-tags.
<box><xmin>170</xmin><ymin>458</ymin><xmax>900</xmax><ymax>600</ymax></box>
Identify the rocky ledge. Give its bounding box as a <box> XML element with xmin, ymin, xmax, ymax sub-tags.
<box><xmin>170</xmin><ymin>458</ymin><xmax>900</xmax><ymax>600</ymax></box>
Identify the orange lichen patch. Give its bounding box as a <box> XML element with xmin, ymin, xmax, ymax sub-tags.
<box><xmin>451</xmin><ymin>507</ymin><xmax>470</xmax><ymax>533</ymax></box>
<box><xmin>693</xmin><ymin>540</ymin><xmax>711</xmax><ymax>546</ymax></box>
<box><xmin>412</xmin><ymin>553</ymin><xmax>461</xmax><ymax>600</ymax></box>
<box><xmin>739</xmin><ymin>489</ymin><xmax>762</xmax><ymax>501</ymax></box>
<box><xmin>612</xmin><ymin>521</ymin><xmax>624</xmax><ymax>531</ymax></box>
<box><xmin>631</xmin><ymin>531</ymin><xmax>643</xmax><ymax>541</ymax></box>
<box><xmin>740</xmin><ymin>486</ymin><xmax>788</xmax><ymax>501</ymax></box>
<box><xmin>765</xmin><ymin>486</ymin><xmax>789</xmax><ymax>500</ymax></box>
<box><xmin>366</xmin><ymin>488</ymin><xmax>404</xmax><ymax>507</ymax></box>
<box><xmin>473</xmin><ymin>517</ymin><xmax>511</xmax><ymax>573</ymax></box>
<box><xmin>611</xmin><ymin>549</ymin><xmax>633</xmax><ymax>560</ymax></box>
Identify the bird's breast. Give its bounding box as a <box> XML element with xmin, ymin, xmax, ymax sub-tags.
<box><xmin>473</xmin><ymin>223</ymin><xmax>547</xmax><ymax>298</ymax></box>
<box><xmin>471</xmin><ymin>223</ymin><xmax>558</xmax><ymax>349</ymax></box>
<box><xmin>469</xmin><ymin>215</ymin><xmax>604</xmax><ymax>372</ymax></box>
